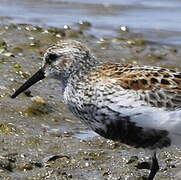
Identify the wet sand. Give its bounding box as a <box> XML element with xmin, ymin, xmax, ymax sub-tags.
<box><xmin>0</xmin><ymin>23</ymin><xmax>181</xmax><ymax>180</ymax></box>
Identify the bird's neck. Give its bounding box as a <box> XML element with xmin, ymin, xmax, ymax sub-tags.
<box><xmin>62</xmin><ymin>56</ymin><xmax>99</xmax><ymax>90</ymax></box>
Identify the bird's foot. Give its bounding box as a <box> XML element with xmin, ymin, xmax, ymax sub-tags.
<box><xmin>147</xmin><ymin>152</ymin><xmax>159</xmax><ymax>180</ymax></box>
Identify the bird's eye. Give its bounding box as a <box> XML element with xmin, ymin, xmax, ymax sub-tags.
<box><xmin>46</xmin><ymin>53</ymin><xmax>59</xmax><ymax>64</ymax></box>
<box><xmin>48</xmin><ymin>53</ymin><xmax>58</xmax><ymax>61</ymax></box>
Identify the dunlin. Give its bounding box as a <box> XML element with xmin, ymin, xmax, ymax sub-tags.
<box><xmin>11</xmin><ymin>40</ymin><xmax>181</xmax><ymax>179</ymax></box>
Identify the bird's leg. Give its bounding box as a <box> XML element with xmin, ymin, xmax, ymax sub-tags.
<box><xmin>147</xmin><ymin>151</ymin><xmax>159</xmax><ymax>180</ymax></box>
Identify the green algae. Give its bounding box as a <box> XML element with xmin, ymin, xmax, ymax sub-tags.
<box><xmin>25</xmin><ymin>136</ymin><xmax>41</xmax><ymax>146</ymax></box>
<box><xmin>47</xmin><ymin>26</ymin><xmax>66</xmax><ymax>36</ymax></box>
<box><xmin>77</xmin><ymin>21</ymin><xmax>92</xmax><ymax>30</ymax></box>
<box><xmin>0</xmin><ymin>40</ymin><xmax>7</xmax><ymax>49</ymax></box>
<box><xmin>25</xmin><ymin>97</ymin><xmax>53</xmax><ymax>116</ymax></box>
<box><xmin>0</xmin><ymin>57</ymin><xmax>7</xmax><ymax>64</ymax></box>
<box><xmin>13</xmin><ymin>63</ymin><xmax>22</xmax><ymax>69</ymax></box>
<box><xmin>126</xmin><ymin>38</ymin><xmax>146</xmax><ymax>47</ymax></box>
<box><xmin>0</xmin><ymin>123</ymin><xmax>17</xmax><ymax>134</ymax></box>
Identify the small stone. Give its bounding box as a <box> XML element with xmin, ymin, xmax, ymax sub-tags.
<box><xmin>63</xmin><ymin>25</ymin><xmax>71</xmax><ymax>30</ymax></box>
<box><xmin>120</xmin><ymin>26</ymin><xmax>129</xmax><ymax>32</ymax></box>
<box><xmin>127</xmin><ymin>156</ymin><xmax>138</xmax><ymax>164</ymax></box>
<box><xmin>78</xmin><ymin>21</ymin><xmax>92</xmax><ymax>29</ymax></box>
<box><xmin>0</xmin><ymin>48</ymin><xmax>5</xmax><ymax>54</ymax></box>
<box><xmin>3</xmin><ymin>52</ymin><xmax>14</xmax><ymax>57</ymax></box>
<box><xmin>18</xmin><ymin>163</ymin><xmax>33</xmax><ymax>171</ymax></box>
<box><xmin>0</xmin><ymin>157</ymin><xmax>15</xmax><ymax>172</ymax></box>
<box><xmin>136</xmin><ymin>161</ymin><xmax>151</xmax><ymax>170</ymax></box>
<box><xmin>24</xmin><ymin>90</ymin><xmax>32</xmax><ymax>97</ymax></box>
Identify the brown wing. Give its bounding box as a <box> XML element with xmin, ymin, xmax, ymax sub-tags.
<box><xmin>94</xmin><ymin>63</ymin><xmax>181</xmax><ymax>109</ymax></box>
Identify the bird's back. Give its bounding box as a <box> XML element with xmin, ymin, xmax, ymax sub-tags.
<box><xmin>64</xmin><ymin>63</ymin><xmax>181</xmax><ymax>149</ymax></box>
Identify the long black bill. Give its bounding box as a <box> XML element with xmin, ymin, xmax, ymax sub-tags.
<box><xmin>11</xmin><ymin>68</ymin><xmax>45</xmax><ymax>98</ymax></box>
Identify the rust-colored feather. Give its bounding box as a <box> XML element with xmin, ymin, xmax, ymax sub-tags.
<box><xmin>94</xmin><ymin>63</ymin><xmax>181</xmax><ymax>91</ymax></box>
<box><xmin>89</xmin><ymin>63</ymin><xmax>181</xmax><ymax>108</ymax></box>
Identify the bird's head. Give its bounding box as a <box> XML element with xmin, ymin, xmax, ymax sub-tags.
<box><xmin>11</xmin><ymin>40</ymin><xmax>95</xmax><ymax>98</ymax></box>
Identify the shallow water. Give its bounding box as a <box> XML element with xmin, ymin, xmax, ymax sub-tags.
<box><xmin>1</xmin><ymin>0</ymin><xmax>181</xmax><ymax>45</ymax></box>
<box><xmin>74</xmin><ymin>130</ymin><xmax>98</xmax><ymax>140</ymax></box>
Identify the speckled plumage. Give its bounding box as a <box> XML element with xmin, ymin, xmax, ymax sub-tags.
<box><xmin>11</xmin><ymin>40</ymin><xmax>181</xmax><ymax>179</ymax></box>
<box><xmin>12</xmin><ymin>40</ymin><xmax>181</xmax><ymax>149</ymax></box>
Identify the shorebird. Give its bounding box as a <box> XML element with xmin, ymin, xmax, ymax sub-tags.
<box><xmin>11</xmin><ymin>40</ymin><xmax>181</xmax><ymax>179</ymax></box>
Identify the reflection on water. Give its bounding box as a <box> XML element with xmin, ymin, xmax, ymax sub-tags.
<box><xmin>74</xmin><ymin>130</ymin><xmax>98</xmax><ymax>140</ymax></box>
<box><xmin>0</xmin><ymin>0</ymin><xmax>181</xmax><ymax>44</ymax></box>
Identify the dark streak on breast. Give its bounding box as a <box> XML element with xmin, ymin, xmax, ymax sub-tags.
<box><xmin>95</xmin><ymin>117</ymin><xmax>171</xmax><ymax>149</ymax></box>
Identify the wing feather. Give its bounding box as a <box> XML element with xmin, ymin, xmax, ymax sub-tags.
<box><xmin>93</xmin><ymin>63</ymin><xmax>181</xmax><ymax>109</ymax></box>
